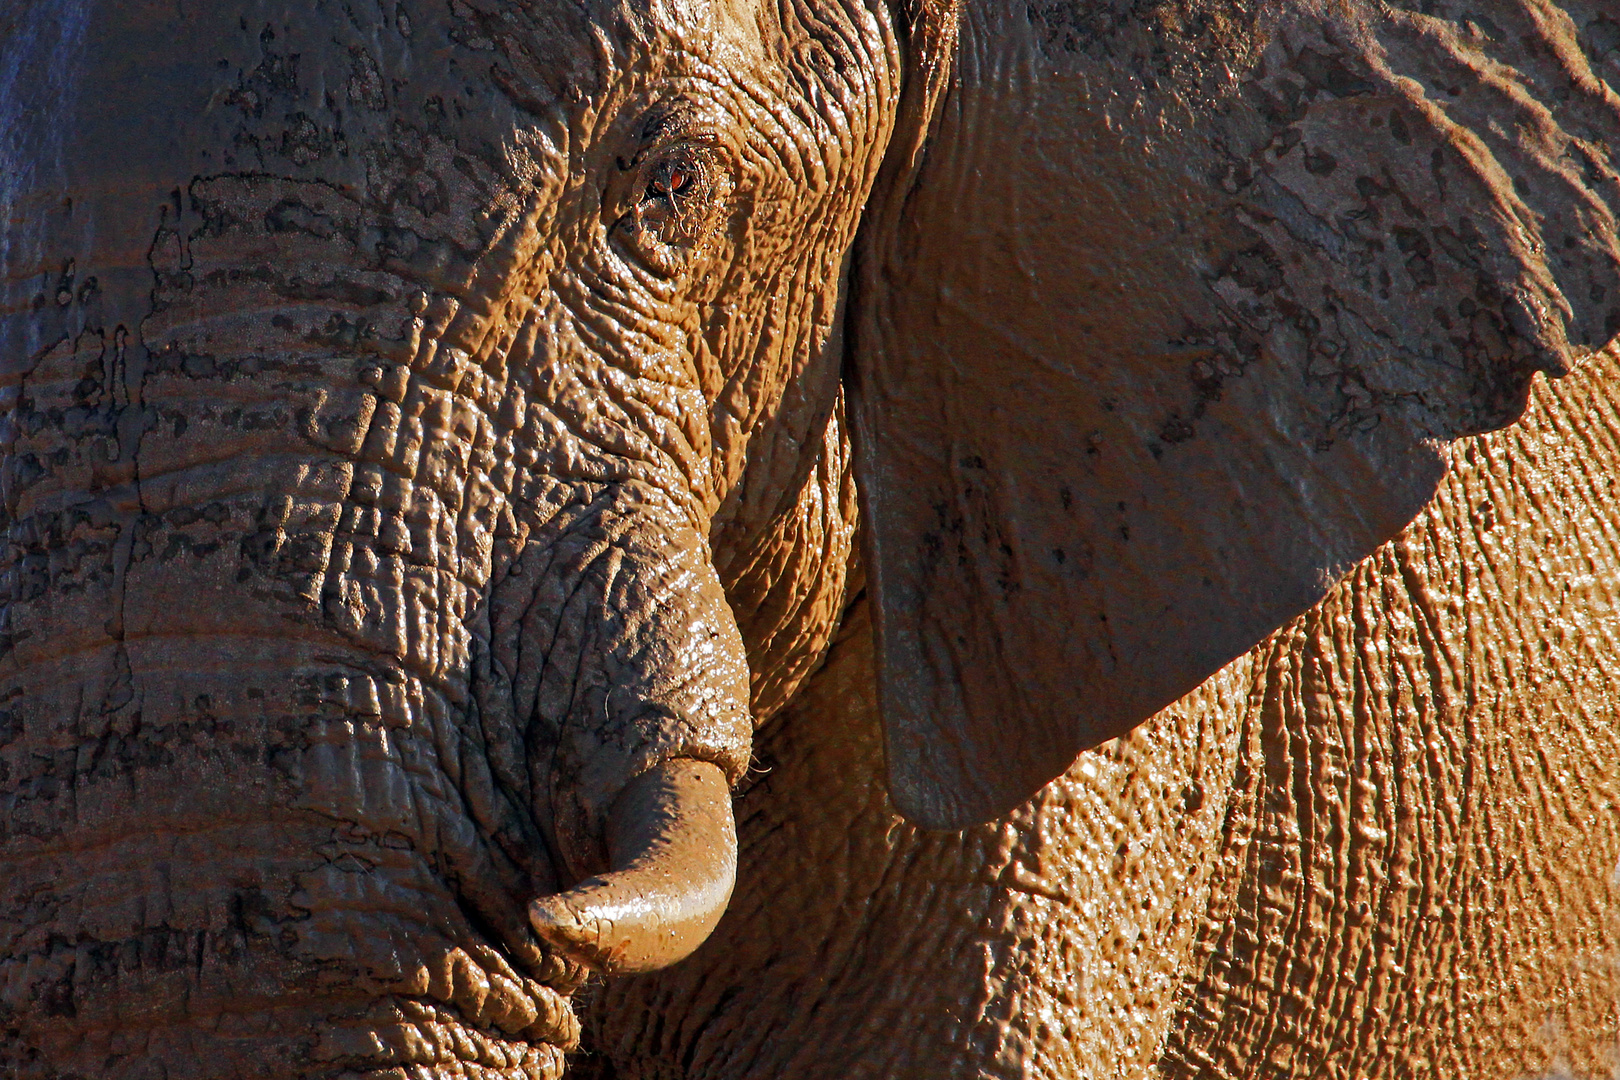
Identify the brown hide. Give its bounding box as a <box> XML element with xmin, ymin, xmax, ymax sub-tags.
<box><xmin>849</xmin><ymin>0</ymin><xmax>1620</xmax><ymax>827</ymax></box>
<box><xmin>581</xmin><ymin>342</ymin><xmax>1620</xmax><ymax>1080</ymax></box>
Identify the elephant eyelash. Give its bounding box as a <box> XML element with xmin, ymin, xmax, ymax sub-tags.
<box><xmin>640</xmin><ymin>155</ymin><xmax>701</xmax><ymax>214</ymax></box>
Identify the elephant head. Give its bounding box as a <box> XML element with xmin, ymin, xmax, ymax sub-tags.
<box><xmin>1</xmin><ymin>0</ymin><xmax>895</xmax><ymax>1066</ymax></box>
<box><xmin>1</xmin><ymin>0</ymin><xmax>1616</xmax><ymax>1075</ymax></box>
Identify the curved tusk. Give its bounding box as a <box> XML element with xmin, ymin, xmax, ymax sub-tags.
<box><xmin>529</xmin><ymin>758</ymin><xmax>737</xmax><ymax>976</ymax></box>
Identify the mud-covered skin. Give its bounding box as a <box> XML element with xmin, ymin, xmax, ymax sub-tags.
<box><xmin>1159</xmin><ymin>348</ymin><xmax>1620</xmax><ymax>1077</ymax></box>
<box><xmin>4</xmin><ymin>0</ymin><xmax>1620</xmax><ymax>1078</ymax></box>
<box><xmin>854</xmin><ymin>0</ymin><xmax>1620</xmax><ymax>827</ymax></box>
<box><xmin>582</xmin><ymin>345</ymin><xmax>1620</xmax><ymax>1080</ymax></box>
<box><xmin>0</xmin><ymin>1</ymin><xmax>894</xmax><ymax>1074</ymax></box>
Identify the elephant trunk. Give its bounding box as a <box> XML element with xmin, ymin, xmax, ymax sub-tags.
<box><xmin>1</xmin><ymin>8</ymin><xmax>757</xmax><ymax>1070</ymax></box>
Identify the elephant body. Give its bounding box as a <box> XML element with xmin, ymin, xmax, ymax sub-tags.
<box><xmin>2</xmin><ymin>0</ymin><xmax>1619</xmax><ymax>1077</ymax></box>
<box><xmin>585</xmin><ymin>346</ymin><xmax>1620</xmax><ymax>1078</ymax></box>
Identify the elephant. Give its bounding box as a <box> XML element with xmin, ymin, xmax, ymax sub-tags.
<box><xmin>1</xmin><ymin>0</ymin><xmax>1618</xmax><ymax>1078</ymax></box>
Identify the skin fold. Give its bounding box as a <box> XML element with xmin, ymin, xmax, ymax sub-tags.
<box><xmin>1</xmin><ymin>0</ymin><xmax>1618</xmax><ymax>1077</ymax></box>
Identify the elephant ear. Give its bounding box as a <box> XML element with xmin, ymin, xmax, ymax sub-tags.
<box><xmin>848</xmin><ymin>0</ymin><xmax>1620</xmax><ymax>828</ymax></box>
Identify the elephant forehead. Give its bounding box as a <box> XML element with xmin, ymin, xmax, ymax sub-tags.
<box><xmin>0</xmin><ymin>0</ymin><xmax>902</xmax><ymax>552</ymax></box>
<box><xmin>595</xmin><ymin>0</ymin><xmax>774</xmax><ymax>69</ymax></box>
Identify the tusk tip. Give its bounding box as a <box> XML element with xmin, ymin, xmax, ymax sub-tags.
<box><xmin>529</xmin><ymin>760</ymin><xmax>737</xmax><ymax>977</ymax></box>
<box><xmin>529</xmin><ymin>893</ymin><xmax>627</xmax><ymax>974</ymax></box>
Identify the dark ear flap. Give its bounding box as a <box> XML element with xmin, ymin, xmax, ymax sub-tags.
<box><xmin>848</xmin><ymin>0</ymin><xmax>1620</xmax><ymax>828</ymax></box>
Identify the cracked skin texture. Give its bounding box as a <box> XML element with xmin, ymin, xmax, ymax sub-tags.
<box><xmin>3</xmin><ymin>0</ymin><xmax>1620</xmax><ymax>1078</ymax></box>
<box><xmin>581</xmin><ymin>344</ymin><xmax>1620</xmax><ymax>1079</ymax></box>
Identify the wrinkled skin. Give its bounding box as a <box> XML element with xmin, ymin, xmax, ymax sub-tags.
<box><xmin>3</xmin><ymin>0</ymin><xmax>1620</xmax><ymax>1077</ymax></box>
<box><xmin>1</xmin><ymin>0</ymin><xmax>887</xmax><ymax>1072</ymax></box>
<box><xmin>583</xmin><ymin>346</ymin><xmax>1620</xmax><ymax>1079</ymax></box>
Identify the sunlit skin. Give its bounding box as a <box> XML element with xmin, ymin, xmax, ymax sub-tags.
<box><xmin>1</xmin><ymin>0</ymin><xmax>1617</xmax><ymax>1076</ymax></box>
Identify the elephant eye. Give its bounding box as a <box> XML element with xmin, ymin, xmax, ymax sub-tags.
<box><xmin>610</xmin><ymin>141</ymin><xmax>731</xmax><ymax>275</ymax></box>
<box><xmin>637</xmin><ymin>152</ymin><xmax>708</xmax><ymax>230</ymax></box>
<box><xmin>646</xmin><ymin>162</ymin><xmax>694</xmax><ymax>201</ymax></box>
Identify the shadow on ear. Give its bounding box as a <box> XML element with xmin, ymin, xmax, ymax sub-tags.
<box><xmin>848</xmin><ymin>0</ymin><xmax>1620</xmax><ymax>828</ymax></box>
